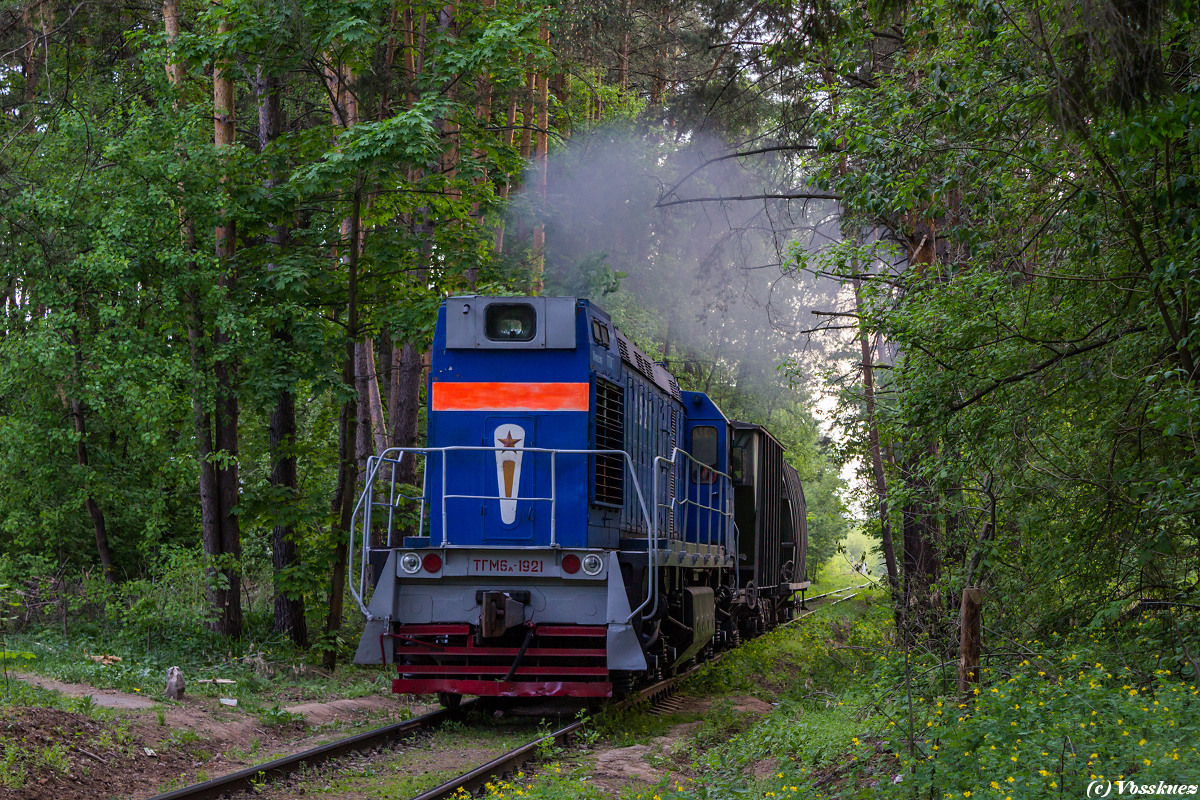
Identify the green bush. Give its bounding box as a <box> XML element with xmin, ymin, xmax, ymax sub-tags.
<box><xmin>890</xmin><ymin>630</ymin><xmax>1200</xmax><ymax>798</ymax></box>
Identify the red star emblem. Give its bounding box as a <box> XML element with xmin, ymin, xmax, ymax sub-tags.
<box><xmin>498</xmin><ymin>429</ymin><xmax>522</xmax><ymax>448</ymax></box>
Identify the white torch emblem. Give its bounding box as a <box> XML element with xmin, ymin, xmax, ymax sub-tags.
<box><xmin>494</xmin><ymin>425</ymin><xmax>525</xmax><ymax>524</ymax></box>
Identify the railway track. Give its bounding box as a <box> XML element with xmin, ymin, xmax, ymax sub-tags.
<box><xmin>146</xmin><ymin>584</ymin><xmax>870</xmax><ymax>800</ymax></box>
<box><xmin>144</xmin><ymin>702</ymin><xmax>473</xmax><ymax>800</ymax></box>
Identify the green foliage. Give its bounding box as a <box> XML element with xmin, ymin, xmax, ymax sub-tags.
<box><xmin>877</xmin><ymin>620</ymin><xmax>1200</xmax><ymax>796</ymax></box>
<box><xmin>0</xmin><ymin>0</ymin><xmax>561</xmax><ymax>642</ymax></box>
<box><xmin>780</xmin><ymin>0</ymin><xmax>1200</xmax><ymax>654</ymax></box>
<box><xmin>474</xmin><ymin>767</ymin><xmax>612</xmax><ymax>800</ymax></box>
<box><xmin>259</xmin><ymin>704</ymin><xmax>306</xmax><ymax>728</ymax></box>
<box><xmin>0</xmin><ymin>739</ymin><xmax>26</xmax><ymax>789</ymax></box>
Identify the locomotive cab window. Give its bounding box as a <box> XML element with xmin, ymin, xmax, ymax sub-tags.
<box><xmin>591</xmin><ymin>319</ymin><xmax>610</xmax><ymax>347</ymax></box>
<box><xmin>485</xmin><ymin>304</ymin><xmax>537</xmax><ymax>342</ymax></box>
<box><xmin>691</xmin><ymin>425</ymin><xmax>718</xmax><ymax>483</ymax></box>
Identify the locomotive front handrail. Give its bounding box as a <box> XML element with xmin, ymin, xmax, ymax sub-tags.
<box><xmin>349</xmin><ymin>445</ymin><xmax>654</xmax><ymax>618</ymax></box>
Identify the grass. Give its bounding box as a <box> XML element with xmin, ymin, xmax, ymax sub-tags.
<box><xmin>540</xmin><ymin>549</ymin><xmax>1200</xmax><ymax>800</ymax></box>
<box><xmin>0</xmin><ymin>623</ymin><xmax>399</xmax><ymax>719</ymax></box>
<box><xmin>0</xmin><ymin>555</ymin><xmax>399</xmax><ymax>714</ymax></box>
<box><xmin>809</xmin><ymin>527</ymin><xmax>885</xmax><ymax>593</ymax></box>
<box><xmin>455</xmin><ymin>551</ymin><xmax>902</xmax><ymax>800</ymax></box>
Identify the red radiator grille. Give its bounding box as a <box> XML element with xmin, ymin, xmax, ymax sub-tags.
<box><xmin>388</xmin><ymin>623</ymin><xmax>612</xmax><ymax>698</ymax></box>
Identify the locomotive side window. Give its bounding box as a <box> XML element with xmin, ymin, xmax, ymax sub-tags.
<box><xmin>691</xmin><ymin>425</ymin><xmax>718</xmax><ymax>483</ymax></box>
<box><xmin>731</xmin><ymin>429</ymin><xmax>756</xmax><ymax>486</ymax></box>
<box><xmin>730</xmin><ymin>446</ymin><xmax>745</xmax><ymax>483</ymax></box>
<box><xmin>691</xmin><ymin>425</ymin><xmax>718</xmax><ymax>467</ymax></box>
<box><xmin>485</xmin><ymin>304</ymin><xmax>537</xmax><ymax>342</ymax></box>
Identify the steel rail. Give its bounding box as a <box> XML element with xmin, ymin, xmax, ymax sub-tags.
<box><xmin>146</xmin><ymin>587</ymin><xmax>867</xmax><ymax>800</ymax></box>
<box><xmin>144</xmin><ymin>701</ymin><xmax>475</xmax><ymax>800</ymax></box>
<box><xmin>795</xmin><ymin>581</ymin><xmax>874</xmax><ymax>610</ymax></box>
<box><xmin>407</xmin><ymin>653</ymin><xmax>724</xmax><ymax>800</ymax></box>
<box><xmin>405</xmin><ymin>591</ymin><xmax>866</xmax><ymax>800</ymax></box>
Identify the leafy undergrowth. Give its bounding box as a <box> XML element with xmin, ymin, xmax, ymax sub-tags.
<box><xmin>0</xmin><ymin>703</ymin><xmax>211</xmax><ymax>800</ymax></box>
<box><xmin>0</xmin><ymin>601</ymin><xmax>407</xmax><ymax>722</ymax></box>
<box><xmin>472</xmin><ymin>586</ymin><xmax>1200</xmax><ymax>800</ymax></box>
<box><xmin>0</xmin><ymin>555</ymin><xmax>396</xmax><ymax>711</ymax></box>
<box><xmin>897</xmin><ymin>625</ymin><xmax>1200</xmax><ymax>797</ymax></box>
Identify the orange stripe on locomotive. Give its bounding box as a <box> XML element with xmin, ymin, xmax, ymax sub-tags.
<box><xmin>431</xmin><ymin>381</ymin><xmax>591</xmax><ymax>412</ymax></box>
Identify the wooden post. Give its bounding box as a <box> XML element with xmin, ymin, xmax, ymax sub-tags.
<box><xmin>958</xmin><ymin>587</ymin><xmax>983</xmax><ymax>696</ymax></box>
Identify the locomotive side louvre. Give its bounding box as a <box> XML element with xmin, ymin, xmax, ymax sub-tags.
<box><xmin>592</xmin><ymin>377</ymin><xmax>624</xmax><ymax>508</ymax></box>
<box><xmin>758</xmin><ymin>430</ymin><xmax>784</xmax><ymax>596</ymax></box>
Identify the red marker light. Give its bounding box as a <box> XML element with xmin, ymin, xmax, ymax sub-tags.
<box><xmin>422</xmin><ymin>553</ymin><xmax>442</xmax><ymax>573</ymax></box>
<box><xmin>561</xmin><ymin>554</ymin><xmax>581</xmax><ymax>574</ymax></box>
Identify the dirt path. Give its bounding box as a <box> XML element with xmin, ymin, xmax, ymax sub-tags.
<box><xmin>1</xmin><ymin>671</ymin><xmax>434</xmax><ymax>800</ymax></box>
<box><xmin>585</xmin><ymin>695</ymin><xmax>775</xmax><ymax>796</ymax></box>
<box><xmin>9</xmin><ymin>672</ymin><xmax>157</xmax><ymax>709</ymax></box>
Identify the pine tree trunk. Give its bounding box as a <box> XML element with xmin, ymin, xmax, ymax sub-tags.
<box><xmin>854</xmin><ymin>277</ymin><xmax>899</xmax><ymax>592</ymax></box>
<box><xmin>211</xmin><ymin>14</ymin><xmax>243</xmax><ymax>639</ymax></box>
<box><xmin>494</xmin><ymin>90</ymin><xmax>518</xmax><ymax>253</ymax></box>
<box><xmin>617</xmin><ymin>0</ymin><xmax>630</xmax><ymax>90</ymax></box>
<box><xmin>518</xmin><ymin>57</ymin><xmax>535</xmax><ymax>160</ymax></box>
<box><xmin>166</xmin><ymin>0</ymin><xmax>227</xmax><ymax>637</ymax></box>
<box><xmin>325</xmin><ymin>193</ymin><xmax>360</xmax><ymax>671</ymax></box>
<box><xmin>355</xmin><ymin>339</ymin><xmax>375</xmax><ymax>474</ymax></box>
<box><xmin>163</xmin><ymin>0</ymin><xmax>185</xmax><ymax>87</ymax></box>
<box><xmin>269</xmin><ymin>387</ymin><xmax>307</xmax><ymax>645</ymax></box>
<box><xmin>21</xmin><ymin>0</ymin><xmax>52</xmax><ymax>106</ymax></box>
<box><xmin>387</xmin><ymin>341</ymin><xmax>422</xmax><ymax>489</ymax></box>
<box><xmin>900</xmin><ymin>442</ymin><xmax>942</xmax><ymax>637</ymax></box>
<box><xmin>323</xmin><ymin>54</ymin><xmax>362</xmax><ymax>670</ymax></box>
<box><xmin>379</xmin><ymin>2</ymin><xmax>401</xmax><ymax>118</ymax></box>
<box><xmin>257</xmin><ymin>64</ymin><xmax>307</xmax><ymax>646</ymax></box>
<box><xmin>62</xmin><ymin>298</ymin><xmax>116</xmax><ymax>583</ymax></box>
<box><xmin>897</xmin><ymin>230</ymin><xmax>942</xmax><ymax>638</ymax></box>
<box><xmin>530</xmin><ymin>24</ymin><xmax>550</xmax><ymax>292</ymax></box>
<box><xmin>68</xmin><ymin>387</ymin><xmax>115</xmax><ymax>583</ymax></box>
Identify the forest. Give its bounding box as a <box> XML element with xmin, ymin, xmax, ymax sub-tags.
<box><xmin>0</xmin><ymin>0</ymin><xmax>1198</xmax><ymax>795</ymax></box>
<box><xmin>0</xmin><ymin>0</ymin><xmax>853</xmax><ymax>663</ymax></box>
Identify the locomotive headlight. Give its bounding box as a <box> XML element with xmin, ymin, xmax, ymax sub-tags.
<box><xmin>400</xmin><ymin>553</ymin><xmax>422</xmax><ymax>574</ymax></box>
<box><xmin>581</xmin><ymin>554</ymin><xmax>604</xmax><ymax>576</ymax></box>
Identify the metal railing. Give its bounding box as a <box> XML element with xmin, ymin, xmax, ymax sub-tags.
<box><xmin>633</xmin><ymin>448</ymin><xmax>734</xmax><ymax>622</ymax></box>
<box><xmin>349</xmin><ymin>446</ymin><xmax>654</xmax><ymax>617</ymax></box>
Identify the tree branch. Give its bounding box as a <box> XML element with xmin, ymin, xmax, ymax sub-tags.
<box><xmin>655</xmin><ymin>191</ymin><xmax>839</xmax><ymax>208</ymax></box>
<box><xmin>948</xmin><ymin>326</ymin><xmax>1148</xmax><ymax>413</ymax></box>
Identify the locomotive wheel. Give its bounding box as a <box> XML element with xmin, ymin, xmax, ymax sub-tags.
<box><xmin>437</xmin><ymin>691</ymin><xmax>462</xmax><ymax>710</ymax></box>
<box><xmin>724</xmin><ymin>617</ymin><xmax>741</xmax><ymax>649</ymax></box>
<box><xmin>610</xmin><ymin>670</ymin><xmax>637</xmax><ymax>698</ymax></box>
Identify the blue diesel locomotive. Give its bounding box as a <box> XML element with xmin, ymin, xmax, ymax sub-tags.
<box><xmin>350</xmin><ymin>296</ymin><xmax>809</xmax><ymax>703</ymax></box>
